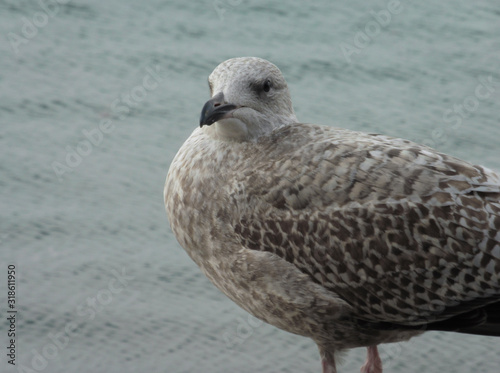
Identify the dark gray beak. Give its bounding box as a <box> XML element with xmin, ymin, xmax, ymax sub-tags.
<box><xmin>199</xmin><ymin>92</ymin><xmax>238</xmax><ymax>127</ymax></box>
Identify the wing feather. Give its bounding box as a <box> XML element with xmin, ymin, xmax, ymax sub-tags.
<box><xmin>230</xmin><ymin>123</ymin><xmax>500</xmax><ymax>325</ymax></box>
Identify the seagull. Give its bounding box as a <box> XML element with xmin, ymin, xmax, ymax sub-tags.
<box><xmin>164</xmin><ymin>57</ymin><xmax>500</xmax><ymax>373</ymax></box>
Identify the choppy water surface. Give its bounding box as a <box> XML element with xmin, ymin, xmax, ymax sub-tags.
<box><xmin>1</xmin><ymin>0</ymin><xmax>499</xmax><ymax>372</ymax></box>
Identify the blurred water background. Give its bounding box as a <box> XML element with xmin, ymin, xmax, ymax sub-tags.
<box><xmin>1</xmin><ymin>0</ymin><xmax>499</xmax><ymax>372</ymax></box>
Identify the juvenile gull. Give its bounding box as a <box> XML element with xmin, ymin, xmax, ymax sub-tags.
<box><xmin>164</xmin><ymin>57</ymin><xmax>500</xmax><ymax>373</ymax></box>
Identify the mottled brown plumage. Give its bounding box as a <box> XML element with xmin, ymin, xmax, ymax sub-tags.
<box><xmin>164</xmin><ymin>57</ymin><xmax>500</xmax><ymax>372</ymax></box>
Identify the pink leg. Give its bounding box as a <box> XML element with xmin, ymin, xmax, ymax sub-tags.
<box><xmin>360</xmin><ymin>345</ymin><xmax>383</xmax><ymax>373</ymax></box>
<box><xmin>320</xmin><ymin>349</ymin><xmax>337</xmax><ymax>373</ymax></box>
<box><xmin>321</xmin><ymin>356</ymin><xmax>337</xmax><ymax>373</ymax></box>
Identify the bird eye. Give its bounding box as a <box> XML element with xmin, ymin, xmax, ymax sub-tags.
<box><xmin>263</xmin><ymin>79</ymin><xmax>272</xmax><ymax>93</ymax></box>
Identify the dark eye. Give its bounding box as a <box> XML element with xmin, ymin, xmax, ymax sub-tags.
<box><xmin>263</xmin><ymin>79</ymin><xmax>272</xmax><ymax>93</ymax></box>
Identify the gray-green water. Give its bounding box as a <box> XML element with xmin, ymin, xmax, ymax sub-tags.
<box><xmin>1</xmin><ymin>1</ymin><xmax>499</xmax><ymax>372</ymax></box>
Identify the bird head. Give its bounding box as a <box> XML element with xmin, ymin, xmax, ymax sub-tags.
<box><xmin>199</xmin><ymin>57</ymin><xmax>297</xmax><ymax>141</ymax></box>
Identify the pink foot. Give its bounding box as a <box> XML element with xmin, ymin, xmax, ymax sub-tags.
<box><xmin>360</xmin><ymin>345</ymin><xmax>383</xmax><ymax>373</ymax></box>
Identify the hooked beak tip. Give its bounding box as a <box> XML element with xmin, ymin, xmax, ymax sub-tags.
<box><xmin>199</xmin><ymin>92</ymin><xmax>238</xmax><ymax>127</ymax></box>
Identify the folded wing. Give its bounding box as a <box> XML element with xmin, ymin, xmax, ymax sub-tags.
<box><xmin>230</xmin><ymin>124</ymin><xmax>500</xmax><ymax>332</ymax></box>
